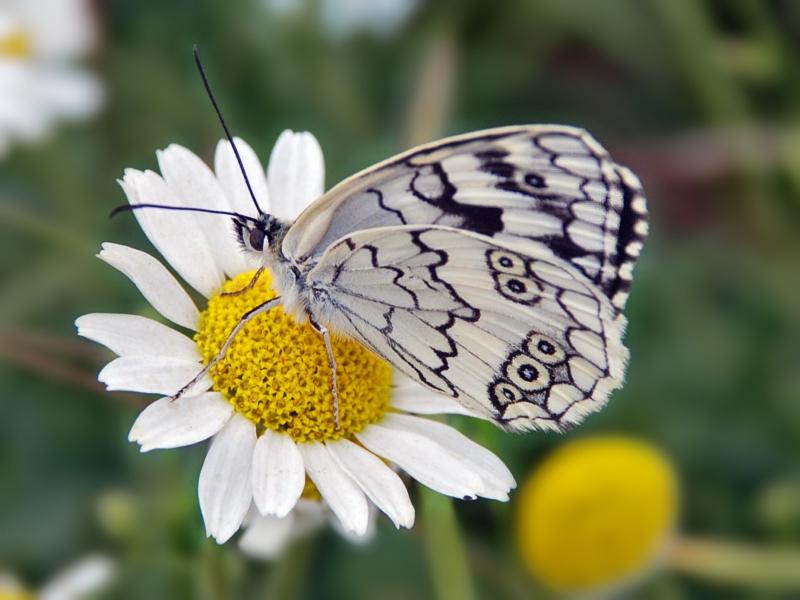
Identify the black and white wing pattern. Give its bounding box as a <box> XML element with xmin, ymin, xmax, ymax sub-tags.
<box><xmin>307</xmin><ymin>225</ymin><xmax>627</xmax><ymax>433</ymax></box>
<box><xmin>283</xmin><ymin>125</ymin><xmax>648</xmax><ymax>311</ymax></box>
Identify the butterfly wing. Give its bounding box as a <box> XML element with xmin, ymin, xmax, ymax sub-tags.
<box><xmin>306</xmin><ymin>225</ymin><xmax>627</xmax><ymax>432</ymax></box>
<box><xmin>283</xmin><ymin>125</ymin><xmax>648</xmax><ymax>310</ymax></box>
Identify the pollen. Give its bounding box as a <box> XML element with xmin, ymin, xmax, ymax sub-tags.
<box><xmin>194</xmin><ymin>270</ymin><xmax>392</xmax><ymax>442</ymax></box>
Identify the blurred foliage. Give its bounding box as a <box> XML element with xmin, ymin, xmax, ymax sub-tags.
<box><xmin>1</xmin><ymin>0</ymin><xmax>800</xmax><ymax>598</ymax></box>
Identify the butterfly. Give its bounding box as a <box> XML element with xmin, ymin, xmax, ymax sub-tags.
<box><xmin>120</xmin><ymin>53</ymin><xmax>648</xmax><ymax>434</ymax></box>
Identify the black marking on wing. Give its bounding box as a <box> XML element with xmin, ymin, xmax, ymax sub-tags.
<box><xmin>326</xmin><ymin>231</ymin><xmax>480</xmax><ymax>397</ymax></box>
<box><xmin>408</xmin><ymin>162</ymin><xmax>504</xmax><ymax>236</ymax></box>
<box><xmin>370</xmin><ymin>187</ymin><xmax>407</xmax><ymax>224</ymax></box>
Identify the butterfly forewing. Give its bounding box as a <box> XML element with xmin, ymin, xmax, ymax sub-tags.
<box><xmin>306</xmin><ymin>225</ymin><xmax>627</xmax><ymax>432</ymax></box>
<box><xmin>283</xmin><ymin>125</ymin><xmax>648</xmax><ymax>310</ymax></box>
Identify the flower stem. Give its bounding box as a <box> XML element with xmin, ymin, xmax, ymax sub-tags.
<box><xmin>668</xmin><ymin>536</ymin><xmax>800</xmax><ymax>590</ymax></box>
<box><xmin>420</xmin><ymin>488</ymin><xmax>478</xmax><ymax>600</ymax></box>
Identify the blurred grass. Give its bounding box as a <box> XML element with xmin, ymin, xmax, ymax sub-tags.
<box><xmin>1</xmin><ymin>0</ymin><xmax>800</xmax><ymax>598</ymax></box>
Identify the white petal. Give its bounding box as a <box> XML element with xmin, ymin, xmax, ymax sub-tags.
<box><xmin>382</xmin><ymin>414</ymin><xmax>515</xmax><ymax>500</ymax></box>
<box><xmin>329</xmin><ymin>503</ymin><xmax>378</xmax><ymax>545</ymax></box>
<box><xmin>298</xmin><ymin>442</ymin><xmax>368</xmax><ymax>536</ymax></box>
<box><xmin>266</xmin><ymin>130</ymin><xmax>325</xmax><ymax>219</ymax></box>
<box><xmin>199</xmin><ymin>414</ymin><xmax>257</xmax><ymax>543</ymax></box>
<box><xmin>157</xmin><ymin>144</ymin><xmax>250</xmax><ymax>278</ymax></box>
<box><xmin>391</xmin><ymin>386</ymin><xmax>478</xmax><ymax>416</ymax></box>
<box><xmin>76</xmin><ymin>313</ymin><xmax>199</xmax><ymax>360</ymax></box>
<box><xmin>292</xmin><ymin>499</ymin><xmax>327</xmax><ymax>537</ymax></box>
<box><xmin>327</xmin><ymin>439</ymin><xmax>414</xmax><ymax>529</ymax></box>
<box><xmin>356</xmin><ymin>423</ymin><xmax>485</xmax><ymax>499</ymax></box>
<box><xmin>251</xmin><ymin>431</ymin><xmax>305</xmax><ymax>518</ymax></box>
<box><xmin>391</xmin><ymin>372</ymin><xmax>480</xmax><ymax>416</ymax></box>
<box><xmin>98</xmin><ymin>242</ymin><xmax>199</xmax><ymax>330</ymax></box>
<box><xmin>39</xmin><ymin>555</ymin><xmax>115</xmax><ymax>600</ymax></box>
<box><xmin>35</xmin><ymin>67</ymin><xmax>103</xmax><ymax>120</ymax></box>
<box><xmin>119</xmin><ymin>169</ymin><xmax>224</xmax><ymax>297</ymax></box>
<box><xmin>98</xmin><ymin>356</ymin><xmax>210</xmax><ymax>396</ymax></box>
<box><xmin>238</xmin><ymin>511</ymin><xmax>296</xmax><ymax>560</ymax></box>
<box><xmin>215</xmin><ymin>137</ymin><xmax>270</xmax><ymax>217</ymax></box>
<box><xmin>129</xmin><ymin>392</ymin><xmax>233</xmax><ymax>452</ymax></box>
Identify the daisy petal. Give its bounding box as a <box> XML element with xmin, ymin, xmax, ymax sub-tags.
<box><xmin>215</xmin><ymin>137</ymin><xmax>270</xmax><ymax>217</ymax></box>
<box><xmin>157</xmin><ymin>144</ymin><xmax>250</xmax><ymax>278</ymax></box>
<box><xmin>251</xmin><ymin>430</ymin><xmax>305</xmax><ymax>518</ymax></box>
<box><xmin>36</xmin><ymin>67</ymin><xmax>103</xmax><ymax>120</ymax></box>
<box><xmin>267</xmin><ymin>130</ymin><xmax>325</xmax><ymax>220</ymax></box>
<box><xmin>330</xmin><ymin>504</ymin><xmax>378</xmax><ymax>545</ymax></box>
<box><xmin>298</xmin><ymin>442</ymin><xmax>369</xmax><ymax>536</ymax></box>
<box><xmin>119</xmin><ymin>169</ymin><xmax>224</xmax><ymax>297</ymax></box>
<box><xmin>76</xmin><ymin>313</ymin><xmax>199</xmax><ymax>360</ymax></box>
<box><xmin>38</xmin><ymin>555</ymin><xmax>114</xmax><ymax>600</ymax></box>
<box><xmin>356</xmin><ymin>424</ymin><xmax>485</xmax><ymax>499</ymax></box>
<box><xmin>199</xmin><ymin>413</ymin><xmax>257</xmax><ymax>543</ymax></box>
<box><xmin>391</xmin><ymin>386</ymin><xmax>478</xmax><ymax>416</ymax></box>
<box><xmin>98</xmin><ymin>243</ymin><xmax>199</xmax><ymax>330</ymax></box>
<box><xmin>98</xmin><ymin>356</ymin><xmax>210</xmax><ymax>396</ymax></box>
<box><xmin>238</xmin><ymin>511</ymin><xmax>296</xmax><ymax>560</ymax></box>
<box><xmin>129</xmin><ymin>392</ymin><xmax>233</xmax><ymax>452</ymax></box>
<box><xmin>382</xmin><ymin>414</ymin><xmax>515</xmax><ymax>500</ymax></box>
<box><xmin>327</xmin><ymin>439</ymin><xmax>414</xmax><ymax>529</ymax></box>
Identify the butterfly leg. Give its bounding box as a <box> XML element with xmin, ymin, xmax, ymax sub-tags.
<box><xmin>309</xmin><ymin>315</ymin><xmax>340</xmax><ymax>430</ymax></box>
<box><xmin>221</xmin><ymin>266</ymin><xmax>265</xmax><ymax>297</ymax></box>
<box><xmin>169</xmin><ymin>296</ymin><xmax>282</xmax><ymax>402</ymax></box>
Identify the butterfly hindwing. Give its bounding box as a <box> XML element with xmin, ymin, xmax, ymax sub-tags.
<box><xmin>283</xmin><ymin>125</ymin><xmax>648</xmax><ymax>310</ymax></box>
<box><xmin>307</xmin><ymin>225</ymin><xmax>628</xmax><ymax>432</ymax></box>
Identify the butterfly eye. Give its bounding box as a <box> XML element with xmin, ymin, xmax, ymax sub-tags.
<box><xmin>249</xmin><ymin>228</ymin><xmax>266</xmax><ymax>252</ymax></box>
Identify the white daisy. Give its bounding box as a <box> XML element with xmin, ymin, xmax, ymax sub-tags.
<box><xmin>238</xmin><ymin>499</ymin><xmax>378</xmax><ymax>560</ymax></box>
<box><xmin>262</xmin><ymin>0</ymin><xmax>419</xmax><ymax>39</ymax></box>
<box><xmin>0</xmin><ymin>555</ymin><xmax>114</xmax><ymax>600</ymax></box>
<box><xmin>77</xmin><ymin>130</ymin><xmax>516</xmax><ymax>545</ymax></box>
<box><xmin>0</xmin><ymin>0</ymin><xmax>102</xmax><ymax>156</ymax></box>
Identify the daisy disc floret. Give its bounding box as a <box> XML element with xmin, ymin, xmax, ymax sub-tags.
<box><xmin>77</xmin><ymin>131</ymin><xmax>516</xmax><ymax>545</ymax></box>
<box><xmin>195</xmin><ymin>269</ymin><xmax>392</xmax><ymax>441</ymax></box>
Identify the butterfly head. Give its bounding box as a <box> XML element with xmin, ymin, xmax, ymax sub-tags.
<box><xmin>233</xmin><ymin>212</ymin><xmax>287</xmax><ymax>255</ymax></box>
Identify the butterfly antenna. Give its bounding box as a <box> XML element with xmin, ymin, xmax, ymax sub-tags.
<box><xmin>110</xmin><ymin>203</ymin><xmax>259</xmax><ymax>223</ymax></box>
<box><xmin>193</xmin><ymin>45</ymin><xmax>264</xmax><ymax>215</ymax></box>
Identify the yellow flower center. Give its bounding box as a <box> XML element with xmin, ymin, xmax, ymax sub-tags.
<box><xmin>516</xmin><ymin>436</ymin><xmax>678</xmax><ymax>593</ymax></box>
<box><xmin>0</xmin><ymin>30</ymin><xmax>31</xmax><ymax>58</ymax></box>
<box><xmin>194</xmin><ymin>270</ymin><xmax>392</xmax><ymax>442</ymax></box>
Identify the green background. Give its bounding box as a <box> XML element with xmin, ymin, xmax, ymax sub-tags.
<box><xmin>1</xmin><ymin>0</ymin><xmax>800</xmax><ymax>598</ymax></box>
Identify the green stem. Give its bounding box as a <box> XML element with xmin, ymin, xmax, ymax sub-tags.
<box><xmin>421</xmin><ymin>488</ymin><xmax>478</xmax><ymax>600</ymax></box>
<box><xmin>668</xmin><ymin>536</ymin><xmax>800</xmax><ymax>591</ymax></box>
<box><xmin>199</xmin><ymin>541</ymin><xmax>233</xmax><ymax>600</ymax></box>
<box><xmin>261</xmin><ymin>535</ymin><xmax>316</xmax><ymax>600</ymax></box>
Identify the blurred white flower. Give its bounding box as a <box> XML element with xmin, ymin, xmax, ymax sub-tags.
<box><xmin>262</xmin><ymin>0</ymin><xmax>419</xmax><ymax>39</ymax></box>
<box><xmin>238</xmin><ymin>499</ymin><xmax>379</xmax><ymax>560</ymax></box>
<box><xmin>320</xmin><ymin>0</ymin><xmax>419</xmax><ymax>38</ymax></box>
<box><xmin>0</xmin><ymin>555</ymin><xmax>114</xmax><ymax>600</ymax></box>
<box><xmin>77</xmin><ymin>131</ymin><xmax>515</xmax><ymax>547</ymax></box>
<box><xmin>0</xmin><ymin>0</ymin><xmax>103</xmax><ymax>156</ymax></box>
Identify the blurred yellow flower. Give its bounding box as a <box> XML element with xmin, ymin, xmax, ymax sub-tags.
<box><xmin>516</xmin><ymin>436</ymin><xmax>678</xmax><ymax>593</ymax></box>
